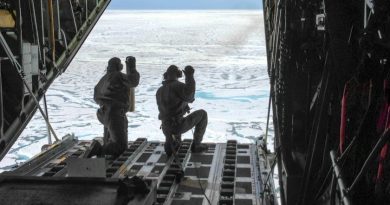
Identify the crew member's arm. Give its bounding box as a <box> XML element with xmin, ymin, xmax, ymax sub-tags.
<box><xmin>124</xmin><ymin>70</ymin><xmax>140</xmax><ymax>88</ymax></box>
<box><xmin>177</xmin><ymin>66</ymin><xmax>196</xmax><ymax>103</ymax></box>
<box><xmin>123</xmin><ymin>56</ymin><xmax>140</xmax><ymax>88</ymax></box>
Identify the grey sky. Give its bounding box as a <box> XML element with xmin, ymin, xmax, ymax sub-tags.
<box><xmin>108</xmin><ymin>0</ymin><xmax>262</xmax><ymax>10</ymax></box>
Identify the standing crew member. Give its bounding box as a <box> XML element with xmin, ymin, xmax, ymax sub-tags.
<box><xmin>156</xmin><ymin>65</ymin><xmax>208</xmax><ymax>157</ymax></box>
<box><xmin>91</xmin><ymin>57</ymin><xmax>140</xmax><ymax>157</ymax></box>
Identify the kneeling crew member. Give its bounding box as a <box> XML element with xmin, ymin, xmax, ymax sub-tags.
<box><xmin>92</xmin><ymin>57</ymin><xmax>140</xmax><ymax>157</ymax></box>
<box><xmin>156</xmin><ymin>65</ymin><xmax>208</xmax><ymax>156</ymax></box>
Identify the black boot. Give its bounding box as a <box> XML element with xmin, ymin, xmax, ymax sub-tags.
<box><xmin>191</xmin><ymin>143</ymin><xmax>208</xmax><ymax>153</ymax></box>
<box><xmin>165</xmin><ymin>138</ymin><xmax>181</xmax><ymax>157</ymax></box>
<box><xmin>86</xmin><ymin>139</ymin><xmax>103</xmax><ymax>158</ymax></box>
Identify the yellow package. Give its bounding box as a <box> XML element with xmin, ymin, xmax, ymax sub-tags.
<box><xmin>0</xmin><ymin>10</ymin><xmax>15</xmax><ymax>28</ymax></box>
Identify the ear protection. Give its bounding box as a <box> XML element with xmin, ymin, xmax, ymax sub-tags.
<box><xmin>117</xmin><ymin>63</ymin><xmax>123</xmax><ymax>71</ymax></box>
<box><xmin>176</xmin><ymin>68</ymin><xmax>183</xmax><ymax>78</ymax></box>
<box><xmin>163</xmin><ymin>72</ymin><xmax>168</xmax><ymax>80</ymax></box>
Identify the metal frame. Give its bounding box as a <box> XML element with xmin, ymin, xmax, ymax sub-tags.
<box><xmin>0</xmin><ymin>0</ymin><xmax>111</xmax><ymax>161</ymax></box>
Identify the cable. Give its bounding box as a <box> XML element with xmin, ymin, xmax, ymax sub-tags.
<box><xmin>264</xmin><ymin>84</ymin><xmax>272</xmax><ymax>146</ymax></box>
<box><xmin>261</xmin><ymin>146</ymin><xmax>280</xmax><ymax>204</ymax></box>
<box><xmin>43</xmin><ymin>94</ymin><xmax>52</xmax><ymax>144</ymax></box>
<box><xmin>48</xmin><ymin>0</ymin><xmax>56</xmax><ymax>61</ymax></box>
<box><xmin>194</xmin><ymin>162</ymin><xmax>212</xmax><ymax>205</ymax></box>
<box><xmin>191</xmin><ymin>128</ymin><xmax>212</xmax><ymax>205</ymax></box>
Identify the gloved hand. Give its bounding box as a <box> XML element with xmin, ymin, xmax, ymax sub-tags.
<box><xmin>183</xmin><ymin>65</ymin><xmax>194</xmax><ymax>77</ymax></box>
<box><xmin>126</xmin><ymin>56</ymin><xmax>137</xmax><ymax>73</ymax></box>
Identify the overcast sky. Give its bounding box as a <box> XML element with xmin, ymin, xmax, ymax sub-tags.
<box><xmin>108</xmin><ymin>0</ymin><xmax>262</xmax><ymax>10</ymax></box>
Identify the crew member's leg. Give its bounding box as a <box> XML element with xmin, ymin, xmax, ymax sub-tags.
<box><xmin>162</xmin><ymin>127</ymin><xmax>173</xmax><ymax>157</ymax></box>
<box><xmin>162</xmin><ymin>122</ymin><xmax>182</xmax><ymax>157</ymax></box>
<box><xmin>103</xmin><ymin>127</ymin><xmax>110</xmax><ymax>144</ymax></box>
<box><xmin>103</xmin><ymin>107</ymin><xmax>128</xmax><ymax>157</ymax></box>
<box><xmin>177</xmin><ymin>109</ymin><xmax>208</xmax><ymax>152</ymax></box>
<box><xmin>97</xmin><ymin>106</ymin><xmax>110</xmax><ymax>144</ymax></box>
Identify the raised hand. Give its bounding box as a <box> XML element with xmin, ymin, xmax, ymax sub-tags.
<box><xmin>183</xmin><ymin>65</ymin><xmax>194</xmax><ymax>77</ymax></box>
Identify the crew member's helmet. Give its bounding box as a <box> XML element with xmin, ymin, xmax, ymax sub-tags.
<box><xmin>164</xmin><ymin>65</ymin><xmax>182</xmax><ymax>80</ymax></box>
<box><xmin>107</xmin><ymin>57</ymin><xmax>123</xmax><ymax>72</ymax></box>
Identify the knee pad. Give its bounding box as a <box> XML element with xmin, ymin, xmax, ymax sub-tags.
<box><xmin>200</xmin><ymin>109</ymin><xmax>208</xmax><ymax>119</ymax></box>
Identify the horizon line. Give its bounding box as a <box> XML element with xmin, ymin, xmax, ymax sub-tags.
<box><xmin>107</xmin><ymin>8</ymin><xmax>263</xmax><ymax>10</ymax></box>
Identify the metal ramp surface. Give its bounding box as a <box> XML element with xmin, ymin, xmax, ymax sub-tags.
<box><xmin>1</xmin><ymin>135</ymin><xmax>276</xmax><ymax>205</ymax></box>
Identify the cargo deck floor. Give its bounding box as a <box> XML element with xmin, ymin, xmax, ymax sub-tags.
<box><xmin>1</xmin><ymin>135</ymin><xmax>275</xmax><ymax>205</ymax></box>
